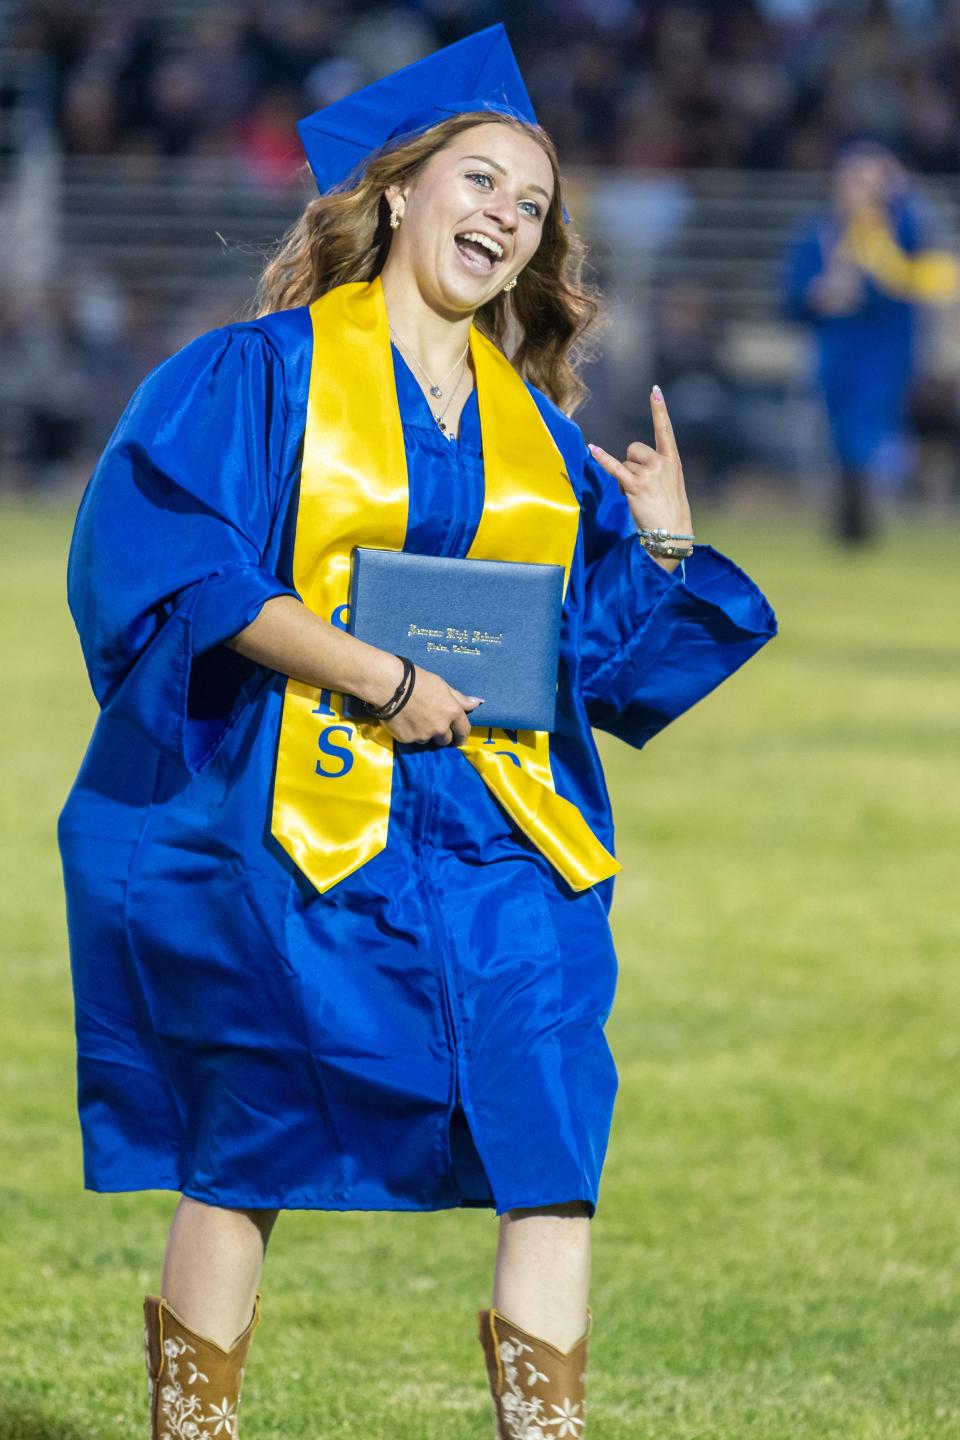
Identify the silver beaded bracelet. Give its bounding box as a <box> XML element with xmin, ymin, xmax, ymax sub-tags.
<box><xmin>636</xmin><ymin>526</ymin><xmax>695</xmax><ymax>560</ymax></box>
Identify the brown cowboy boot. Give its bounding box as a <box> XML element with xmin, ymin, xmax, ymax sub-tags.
<box><xmin>478</xmin><ymin>1305</ymin><xmax>591</xmax><ymax>1438</ymax></box>
<box><xmin>143</xmin><ymin>1292</ymin><xmax>262</xmax><ymax>1438</ymax></box>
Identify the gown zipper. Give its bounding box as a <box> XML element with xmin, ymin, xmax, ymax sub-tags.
<box><xmin>415</xmin><ymin>757</ymin><xmax>465</xmax><ymax>1100</ymax></box>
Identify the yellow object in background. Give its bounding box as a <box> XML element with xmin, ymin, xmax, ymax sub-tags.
<box><xmin>838</xmin><ymin>205</ymin><xmax>960</xmax><ymax>303</ymax></box>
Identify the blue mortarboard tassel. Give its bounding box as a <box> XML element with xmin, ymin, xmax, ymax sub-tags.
<box><xmin>296</xmin><ymin>24</ymin><xmax>571</xmax><ymax>225</ymax></box>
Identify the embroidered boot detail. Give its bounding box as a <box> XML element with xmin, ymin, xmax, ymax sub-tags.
<box><xmin>477</xmin><ymin>1306</ymin><xmax>591</xmax><ymax>1439</ymax></box>
<box><xmin>143</xmin><ymin>1292</ymin><xmax>262</xmax><ymax>1439</ymax></box>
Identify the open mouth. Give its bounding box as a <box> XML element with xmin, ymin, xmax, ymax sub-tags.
<box><xmin>454</xmin><ymin>230</ymin><xmax>505</xmax><ymax>274</ymax></box>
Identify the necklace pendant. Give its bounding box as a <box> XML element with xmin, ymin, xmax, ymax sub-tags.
<box><xmin>437</xmin><ymin>418</ymin><xmax>446</xmax><ymax>430</ymax></box>
<box><xmin>429</xmin><ymin>384</ymin><xmax>443</xmax><ymax>398</ymax></box>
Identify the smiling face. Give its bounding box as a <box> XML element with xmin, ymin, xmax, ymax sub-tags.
<box><xmin>383</xmin><ymin>120</ymin><xmax>556</xmax><ymax>318</ymax></box>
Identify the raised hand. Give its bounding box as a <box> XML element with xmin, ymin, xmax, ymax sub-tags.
<box><xmin>806</xmin><ymin>253</ymin><xmax>865</xmax><ymax>315</ymax></box>
<box><xmin>587</xmin><ymin>386</ymin><xmax>693</xmax><ymax>568</ymax></box>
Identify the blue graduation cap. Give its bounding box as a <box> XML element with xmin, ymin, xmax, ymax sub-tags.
<box><xmin>296</xmin><ymin>24</ymin><xmax>570</xmax><ymax>223</ymax></box>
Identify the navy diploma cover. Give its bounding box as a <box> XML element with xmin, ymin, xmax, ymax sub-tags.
<box><xmin>344</xmin><ymin>547</ymin><xmax>564</xmax><ymax>731</ymax></box>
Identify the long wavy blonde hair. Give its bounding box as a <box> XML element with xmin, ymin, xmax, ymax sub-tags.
<box><xmin>244</xmin><ymin>111</ymin><xmax>604</xmax><ymax>415</ymax></box>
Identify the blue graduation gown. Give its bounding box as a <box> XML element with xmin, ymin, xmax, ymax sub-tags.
<box><xmin>58</xmin><ymin>304</ymin><xmax>776</xmax><ymax>1216</ymax></box>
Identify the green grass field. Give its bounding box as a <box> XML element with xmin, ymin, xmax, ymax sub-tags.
<box><xmin>1</xmin><ymin>499</ymin><xmax>957</xmax><ymax>1439</ymax></box>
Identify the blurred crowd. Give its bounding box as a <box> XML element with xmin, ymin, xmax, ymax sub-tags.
<box><xmin>2</xmin><ymin>0</ymin><xmax>960</xmax><ymax>517</ymax></box>
<box><xmin>5</xmin><ymin>0</ymin><xmax>960</xmax><ymax>181</ymax></box>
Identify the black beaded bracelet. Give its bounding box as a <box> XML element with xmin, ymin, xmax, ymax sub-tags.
<box><xmin>364</xmin><ymin>654</ymin><xmax>416</xmax><ymax>721</ymax></box>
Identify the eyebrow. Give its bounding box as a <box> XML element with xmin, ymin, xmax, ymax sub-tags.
<box><xmin>461</xmin><ymin>154</ymin><xmax>552</xmax><ymax>203</ymax></box>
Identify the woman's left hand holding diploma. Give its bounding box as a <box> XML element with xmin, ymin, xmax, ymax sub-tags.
<box><xmin>588</xmin><ymin>385</ymin><xmax>693</xmax><ymax>573</ymax></box>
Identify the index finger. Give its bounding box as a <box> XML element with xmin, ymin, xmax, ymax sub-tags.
<box><xmin>451</xmin><ymin>710</ymin><xmax>472</xmax><ymax>744</ymax></box>
<box><xmin>650</xmin><ymin>385</ymin><xmax>679</xmax><ymax>459</ymax></box>
<box><xmin>451</xmin><ymin>686</ymin><xmax>484</xmax><ymax>711</ymax></box>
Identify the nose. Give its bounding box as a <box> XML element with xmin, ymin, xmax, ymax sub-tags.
<box><xmin>483</xmin><ymin>194</ymin><xmax>518</xmax><ymax>233</ymax></box>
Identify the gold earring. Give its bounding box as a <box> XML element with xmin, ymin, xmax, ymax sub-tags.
<box><xmin>389</xmin><ymin>208</ymin><xmax>401</xmax><ymax>230</ymax></box>
<box><xmin>503</xmin><ymin>275</ymin><xmax>518</xmax><ymax>291</ymax></box>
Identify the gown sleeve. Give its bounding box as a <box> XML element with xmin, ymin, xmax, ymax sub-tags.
<box><xmin>66</xmin><ymin>324</ymin><xmax>301</xmax><ymax>777</ymax></box>
<box><xmin>779</xmin><ymin>220</ymin><xmax>828</xmax><ymax>325</ymax></box>
<box><xmin>576</xmin><ymin>439</ymin><xmax>778</xmax><ymax>749</ymax></box>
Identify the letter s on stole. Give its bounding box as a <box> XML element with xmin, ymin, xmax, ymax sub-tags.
<box><xmin>313</xmin><ymin>603</ymin><xmax>356</xmax><ymax>776</ymax></box>
<box><xmin>316</xmin><ymin>724</ymin><xmax>355</xmax><ymax>777</ymax></box>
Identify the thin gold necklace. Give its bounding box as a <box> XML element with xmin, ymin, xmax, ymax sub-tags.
<box><xmin>389</xmin><ymin>324</ymin><xmax>469</xmax><ymax>399</ymax></box>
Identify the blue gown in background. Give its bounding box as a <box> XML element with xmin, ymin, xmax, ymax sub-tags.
<box><xmin>58</xmin><ymin>304</ymin><xmax>777</xmax><ymax>1216</ymax></box>
<box><xmin>780</xmin><ymin>195</ymin><xmax>929</xmax><ymax>488</ymax></box>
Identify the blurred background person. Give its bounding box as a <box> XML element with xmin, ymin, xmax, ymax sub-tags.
<box><xmin>780</xmin><ymin>139</ymin><xmax>960</xmax><ymax>543</ymax></box>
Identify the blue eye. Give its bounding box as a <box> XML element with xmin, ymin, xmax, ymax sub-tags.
<box><xmin>466</xmin><ymin>172</ymin><xmax>542</xmax><ymax>219</ymax></box>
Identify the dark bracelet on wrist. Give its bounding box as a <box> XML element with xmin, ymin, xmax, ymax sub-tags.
<box><xmin>363</xmin><ymin>654</ymin><xmax>416</xmax><ymax>721</ymax></box>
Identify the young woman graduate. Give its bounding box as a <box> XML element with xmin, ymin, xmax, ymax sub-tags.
<box><xmin>59</xmin><ymin>24</ymin><xmax>777</xmax><ymax>1438</ymax></box>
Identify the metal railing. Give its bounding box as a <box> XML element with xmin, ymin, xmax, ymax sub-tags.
<box><xmin>43</xmin><ymin>156</ymin><xmax>960</xmax><ymax>340</ymax></box>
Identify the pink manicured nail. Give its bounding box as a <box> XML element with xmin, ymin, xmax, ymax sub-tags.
<box><xmin>652</xmin><ymin>385</ymin><xmax>664</xmax><ymax>403</ymax></box>
<box><xmin>588</xmin><ymin>442</ymin><xmax>603</xmax><ymax>455</ymax></box>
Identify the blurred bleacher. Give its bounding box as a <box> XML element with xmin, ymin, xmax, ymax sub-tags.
<box><xmin>2</xmin><ymin>0</ymin><xmax>960</xmax><ymax>503</ymax></box>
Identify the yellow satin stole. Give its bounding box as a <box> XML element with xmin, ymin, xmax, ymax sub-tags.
<box><xmin>838</xmin><ymin>205</ymin><xmax>960</xmax><ymax>303</ymax></box>
<box><xmin>270</xmin><ymin>278</ymin><xmax>621</xmax><ymax>895</ymax></box>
